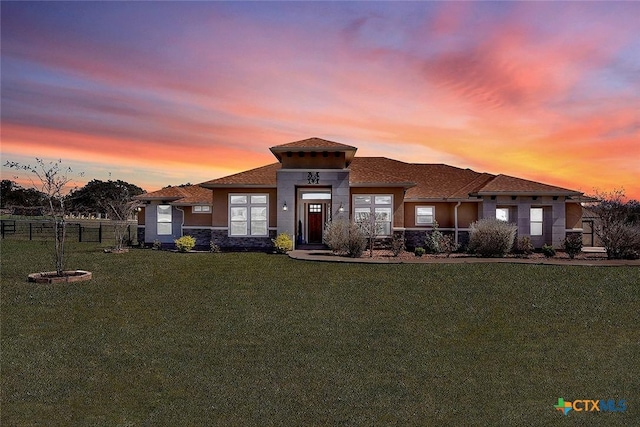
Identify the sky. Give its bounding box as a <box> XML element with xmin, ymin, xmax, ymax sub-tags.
<box><xmin>2</xmin><ymin>1</ymin><xmax>639</xmax><ymax>199</ymax></box>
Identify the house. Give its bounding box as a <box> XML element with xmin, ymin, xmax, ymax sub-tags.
<box><xmin>135</xmin><ymin>137</ymin><xmax>584</xmax><ymax>251</ymax></box>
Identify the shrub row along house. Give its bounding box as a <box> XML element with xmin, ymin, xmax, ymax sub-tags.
<box><xmin>135</xmin><ymin>137</ymin><xmax>584</xmax><ymax>251</ymax></box>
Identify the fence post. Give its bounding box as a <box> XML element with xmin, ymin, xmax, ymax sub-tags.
<box><xmin>29</xmin><ymin>222</ymin><xmax>33</xmax><ymax>241</ymax></box>
<box><xmin>79</xmin><ymin>223</ymin><xmax>82</xmax><ymax>242</ymax></box>
<box><xmin>1</xmin><ymin>221</ymin><xmax>4</xmax><ymax>239</ymax></box>
<box><xmin>99</xmin><ymin>223</ymin><xmax>102</xmax><ymax>243</ymax></box>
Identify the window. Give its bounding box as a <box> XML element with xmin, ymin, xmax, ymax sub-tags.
<box><xmin>157</xmin><ymin>205</ymin><xmax>172</xmax><ymax>235</ymax></box>
<box><xmin>193</xmin><ymin>205</ymin><xmax>211</xmax><ymax>213</ymax></box>
<box><xmin>531</xmin><ymin>207</ymin><xmax>543</xmax><ymax>236</ymax></box>
<box><xmin>496</xmin><ymin>208</ymin><xmax>509</xmax><ymax>222</ymax></box>
<box><xmin>416</xmin><ymin>206</ymin><xmax>434</xmax><ymax>225</ymax></box>
<box><xmin>353</xmin><ymin>194</ymin><xmax>392</xmax><ymax>236</ymax></box>
<box><xmin>229</xmin><ymin>194</ymin><xmax>268</xmax><ymax>236</ymax></box>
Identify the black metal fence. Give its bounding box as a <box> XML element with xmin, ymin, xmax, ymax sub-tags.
<box><xmin>1</xmin><ymin>219</ymin><xmax>136</xmax><ymax>244</ymax></box>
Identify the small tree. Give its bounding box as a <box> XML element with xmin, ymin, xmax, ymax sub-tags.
<box><xmin>356</xmin><ymin>211</ymin><xmax>385</xmax><ymax>257</ymax></box>
<box><xmin>4</xmin><ymin>159</ymin><xmax>78</xmax><ymax>275</ymax></box>
<box><xmin>589</xmin><ymin>190</ymin><xmax>640</xmax><ymax>259</ymax></box>
<box><xmin>68</xmin><ymin>179</ymin><xmax>144</xmax><ymax>251</ymax></box>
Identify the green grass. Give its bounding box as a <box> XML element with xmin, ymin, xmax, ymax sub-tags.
<box><xmin>2</xmin><ymin>240</ymin><xmax>639</xmax><ymax>426</ymax></box>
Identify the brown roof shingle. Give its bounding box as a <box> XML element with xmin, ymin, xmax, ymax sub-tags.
<box><xmin>135</xmin><ymin>185</ymin><xmax>212</xmax><ymax>205</ymax></box>
<box><xmin>474</xmin><ymin>174</ymin><xmax>581</xmax><ymax>195</ymax></box>
<box><xmin>271</xmin><ymin>137</ymin><xmax>357</xmax><ymax>151</ymax></box>
<box><xmin>201</xmin><ymin>163</ymin><xmax>280</xmax><ymax>187</ymax></box>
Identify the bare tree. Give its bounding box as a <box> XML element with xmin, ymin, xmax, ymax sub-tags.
<box><xmin>4</xmin><ymin>159</ymin><xmax>79</xmax><ymax>275</ymax></box>
<box><xmin>103</xmin><ymin>194</ymin><xmax>142</xmax><ymax>251</ymax></box>
<box><xmin>356</xmin><ymin>211</ymin><xmax>386</xmax><ymax>257</ymax></box>
<box><xmin>588</xmin><ymin>189</ymin><xmax>640</xmax><ymax>259</ymax></box>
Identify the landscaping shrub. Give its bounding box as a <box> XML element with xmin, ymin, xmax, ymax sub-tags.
<box><xmin>272</xmin><ymin>232</ymin><xmax>293</xmax><ymax>254</ymax></box>
<box><xmin>425</xmin><ymin>222</ymin><xmax>444</xmax><ymax>254</ymax></box>
<box><xmin>467</xmin><ymin>218</ymin><xmax>517</xmax><ymax>257</ymax></box>
<box><xmin>542</xmin><ymin>244</ymin><xmax>556</xmax><ymax>258</ymax></box>
<box><xmin>414</xmin><ymin>247</ymin><xmax>425</xmax><ymax>257</ymax></box>
<box><xmin>424</xmin><ymin>222</ymin><xmax>459</xmax><ymax>256</ymax></box>
<box><xmin>209</xmin><ymin>241</ymin><xmax>221</xmax><ymax>253</ymax></box>
<box><xmin>514</xmin><ymin>236</ymin><xmax>534</xmax><ymax>256</ymax></box>
<box><xmin>390</xmin><ymin>233</ymin><xmax>405</xmax><ymax>257</ymax></box>
<box><xmin>174</xmin><ymin>235</ymin><xmax>196</xmax><ymax>252</ymax></box>
<box><xmin>562</xmin><ymin>234</ymin><xmax>583</xmax><ymax>259</ymax></box>
<box><xmin>323</xmin><ymin>218</ymin><xmax>366</xmax><ymax>257</ymax></box>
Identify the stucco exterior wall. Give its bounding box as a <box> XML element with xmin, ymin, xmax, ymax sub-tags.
<box><xmin>182</xmin><ymin>206</ymin><xmax>213</xmax><ymax>227</ymax></box>
<box><xmin>566</xmin><ymin>202</ymin><xmax>582</xmax><ymax>229</ymax></box>
<box><xmin>404</xmin><ymin>201</ymin><xmax>478</xmax><ymax>229</ymax></box>
<box><xmin>143</xmin><ymin>202</ymin><xmax>184</xmax><ymax>244</ymax></box>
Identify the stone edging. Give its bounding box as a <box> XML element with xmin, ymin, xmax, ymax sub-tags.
<box><xmin>28</xmin><ymin>270</ymin><xmax>93</xmax><ymax>284</ymax></box>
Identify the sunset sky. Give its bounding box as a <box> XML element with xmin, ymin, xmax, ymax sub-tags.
<box><xmin>2</xmin><ymin>1</ymin><xmax>639</xmax><ymax>199</ymax></box>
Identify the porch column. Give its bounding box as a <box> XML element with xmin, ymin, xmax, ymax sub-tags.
<box><xmin>551</xmin><ymin>199</ymin><xmax>566</xmax><ymax>248</ymax></box>
<box><xmin>275</xmin><ymin>171</ymin><xmax>296</xmax><ymax>239</ymax></box>
<box><xmin>481</xmin><ymin>197</ymin><xmax>496</xmax><ymax>220</ymax></box>
<box><xmin>517</xmin><ymin>201</ymin><xmax>531</xmax><ymax>237</ymax></box>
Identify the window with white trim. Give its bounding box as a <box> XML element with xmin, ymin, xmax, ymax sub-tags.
<box><xmin>416</xmin><ymin>206</ymin><xmax>435</xmax><ymax>225</ymax></box>
<box><xmin>496</xmin><ymin>208</ymin><xmax>509</xmax><ymax>222</ymax></box>
<box><xmin>157</xmin><ymin>205</ymin><xmax>172</xmax><ymax>235</ymax></box>
<box><xmin>193</xmin><ymin>205</ymin><xmax>211</xmax><ymax>213</ymax></box>
<box><xmin>353</xmin><ymin>194</ymin><xmax>392</xmax><ymax>235</ymax></box>
<box><xmin>530</xmin><ymin>207</ymin><xmax>543</xmax><ymax>236</ymax></box>
<box><xmin>229</xmin><ymin>194</ymin><xmax>268</xmax><ymax>236</ymax></box>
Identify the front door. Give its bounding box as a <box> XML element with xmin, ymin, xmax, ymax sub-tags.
<box><xmin>307</xmin><ymin>204</ymin><xmax>323</xmax><ymax>243</ymax></box>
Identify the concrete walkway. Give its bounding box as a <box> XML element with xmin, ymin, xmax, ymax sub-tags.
<box><xmin>289</xmin><ymin>250</ymin><xmax>640</xmax><ymax>266</ymax></box>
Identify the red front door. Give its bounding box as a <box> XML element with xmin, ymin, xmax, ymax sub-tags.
<box><xmin>308</xmin><ymin>204</ymin><xmax>323</xmax><ymax>243</ymax></box>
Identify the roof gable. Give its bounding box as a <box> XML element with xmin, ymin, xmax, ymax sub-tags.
<box><xmin>271</xmin><ymin>137</ymin><xmax>357</xmax><ymax>151</ymax></box>
<box><xmin>134</xmin><ymin>185</ymin><xmax>212</xmax><ymax>205</ymax></box>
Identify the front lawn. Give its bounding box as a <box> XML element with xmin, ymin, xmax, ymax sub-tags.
<box><xmin>2</xmin><ymin>240</ymin><xmax>638</xmax><ymax>425</ymax></box>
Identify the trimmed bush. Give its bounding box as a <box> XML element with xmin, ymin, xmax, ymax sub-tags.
<box><xmin>467</xmin><ymin>218</ymin><xmax>517</xmax><ymax>257</ymax></box>
<box><xmin>514</xmin><ymin>236</ymin><xmax>534</xmax><ymax>256</ymax></box>
<box><xmin>323</xmin><ymin>219</ymin><xmax>366</xmax><ymax>257</ymax></box>
<box><xmin>390</xmin><ymin>233</ymin><xmax>405</xmax><ymax>257</ymax></box>
<box><xmin>562</xmin><ymin>234</ymin><xmax>583</xmax><ymax>259</ymax></box>
<box><xmin>425</xmin><ymin>222</ymin><xmax>444</xmax><ymax>254</ymax></box>
<box><xmin>414</xmin><ymin>247</ymin><xmax>425</xmax><ymax>257</ymax></box>
<box><xmin>272</xmin><ymin>232</ymin><xmax>293</xmax><ymax>254</ymax></box>
<box><xmin>425</xmin><ymin>222</ymin><xmax>459</xmax><ymax>256</ymax></box>
<box><xmin>542</xmin><ymin>244</ymin><xmax>556</xmax><ymax>258</ymax></box>
<box><xmin>174</xmin><ymin>235</ymin><xmax>196</xmax><ymax>252</ymax></box>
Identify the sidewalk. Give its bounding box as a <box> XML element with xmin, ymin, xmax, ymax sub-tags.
<box><xmin>289</xmin><ymin>250</ymin><xmax>640</xmax><ymax>266</ymax></box>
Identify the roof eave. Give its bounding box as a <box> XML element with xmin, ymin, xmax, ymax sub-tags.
<box><xmin>350</xmin><ymin>182</ymin><xmax>416</xmax><ymax>189</ymax></box>
<box><xmin>471</xmin><ymin>191</ymin><xmax>583</xmax><ymax>197</ymax></box>
<box><xmin>403</xmin><ymin>197</ymin><xmax>481</xmax><ymax>202</ymax></box>
<box><xmin>200</xmin><ymin>184</ymin><xmax>277</xmax><ymax>189</ymax></box>
<box><xmin>134</xmin><ymin>195</ymin><xmax>182</xmax><ymax>202</ymax></box>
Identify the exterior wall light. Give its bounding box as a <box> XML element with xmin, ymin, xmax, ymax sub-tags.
<box><xmin>283</xmin><ymin>201</ymin><xmax>288</xmax><ymax>211</ymax></box>
<box><xmin>338</xmin><ymin>203</ymin><xmax>344</xmax><ymax>213</ymax></box>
